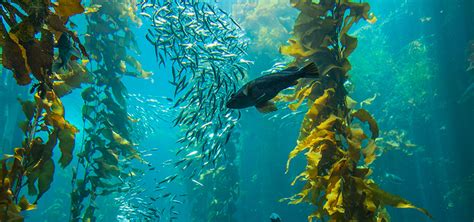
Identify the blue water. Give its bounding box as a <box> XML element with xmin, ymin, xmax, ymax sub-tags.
<box><xmin>1</xmin><ymin>0</ymin><xmax>473</xmax><ymax>221</ymax></box>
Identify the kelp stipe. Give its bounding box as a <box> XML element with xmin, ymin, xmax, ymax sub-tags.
<box><xmin>277</xmin><ymin>1</ymin><xmax>432</xmax><ymax>221</ymax></box>
<box><xmin>188</xmin><ymin>134</ymin><xmax>240</xmax><ymax>222</ymax></box>
<box><xmin>69</xmin><ymin>0</ymin><xmax>147</xmax><ymax>221</ymax></box>
<box><xmin>468</xmin><ymin>40</ymin><xmax>474</xmax><ymax>72</ymax></box>
<box><xmin>0</xmin><ymin>1</ymin><xmax>87</xmax><ymax>220</ymax></box>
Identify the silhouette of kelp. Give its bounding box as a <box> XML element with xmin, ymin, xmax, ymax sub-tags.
<box><xmin>69</xmin><ymin>0</ymin><xmax>146</xmax><ymax>221</ymax></box>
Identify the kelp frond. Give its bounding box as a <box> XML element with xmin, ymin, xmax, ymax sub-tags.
<box><xmin>0</xmin><ymin>0</ymin><xmax>87</xmax><ymax>220</ymax></box>
<box><xmin>280</xmin><ymin>1</ymin><xmax>432</xmax><ymax>221</ymax></box>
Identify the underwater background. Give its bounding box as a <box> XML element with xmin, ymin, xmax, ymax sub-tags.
<box><xmin>0</xmin><ymin>0</ymin><xmax>473</xmax><ymax>221</ymax></box>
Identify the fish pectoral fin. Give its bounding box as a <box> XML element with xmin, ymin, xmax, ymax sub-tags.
<box><xmin>255</xmin><ymin>101</ymin><xmax>277</xmax><ymax>114</ymax></box>
<box><xmin>243</xmin><ymin>84</ymin><xmax>251</xmax><ymax>96</ymax></box>
<box><xmin>255</xmin><ymin>93</ymin><xmax>267</xmax><ymax>104</ymax></box>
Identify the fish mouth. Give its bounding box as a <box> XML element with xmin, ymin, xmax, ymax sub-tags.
<box><xmin>225</xmin><ymin>99</ymin><xmax>239</xmax><ymax>109</ymax></box>
<box><xmin>225</xmin><ymin>101</ymin><xmax>236</xmax><ymax>109</ymax></box>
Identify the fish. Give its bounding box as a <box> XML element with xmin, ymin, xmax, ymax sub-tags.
<box><xmin>270</xmin><ymin>213</ymin><xmax>282</xmax><ymax>222</ymax></box>
<box><xmin>54</xmin><ymin>32</ymin><xmax>81</xmax><ymax>70</ymax></box>
<box><xmin>191</xmin><ymin>179</ymin><xmax>204</xmax><ymax>187</ymax></box>
<box><xmin>226</xmin><ymin>63</ymin><xmax>319</xmax><ymax>113</ymax></box>
<box><xmin>458</xmin><ymin>82</ymin><xmax>474</xmax><ymax>104</ymax></box>
<box><xmin>158</xmin><ymin>174</ymin><xmax>178</xmax><ymax>185</ymax></box>
<box><xmin>141</xmin><ymin>0</ymin><xmax>249</xmax><ymax>175</ymax></box>
<box><xmin>383</xmin><ymin>172</ymin><xmax>404</xmax><ymax>184</ymax></box>
<box><xmin>161</xmin><ymin>192</ymin><xmax>172</xmax><ymax>198</ymax></box>
<box><xmin>171</xmin><ymin>199</ymin><xmax>183</xmax><ymax>205</ymax></box>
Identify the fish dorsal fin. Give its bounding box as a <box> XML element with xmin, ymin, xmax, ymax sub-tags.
<box><xmin>283</xmin><ymin>66</ymin><xmax>299</xmax><ymax>72</ymax></box>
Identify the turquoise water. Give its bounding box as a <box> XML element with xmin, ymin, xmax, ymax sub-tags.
<box><xmin>1</xmin><ymin>0</ymin><xmax>473</xmax><ymax>221</ymax></box>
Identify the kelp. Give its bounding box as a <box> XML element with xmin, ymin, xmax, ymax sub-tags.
<box><xmin>69</xmin><ymin>0</ymin><xmax>146</xmax><ymax>221</ymax></box>
<box><xmin>1</xmin><ymin>76</ymin><xmax>81</xmax><ymax>221</ymax></box>
<box><xmin>1</xmin><ymin>0</ymin><xmax>87</xmax><ymax>85</ymax></box>
<box><xmin>188</xmin><ymin>138</ymin><xmax>240</xmax><ymax>222</ymax></box>
<box><xmin>233</xmin><ymin>1</ymin><xmax>297</xmax><ymax>61</ymax></box>
<box><xmin>351</xmin><ymin>33</ymin><xmax>437</xmax><ymax>157</ymax></box>
<box><xmin>279</xmin><ymin>1</ymin><xmax>431</xmax><ymax>221</ymax></box>
<box><xmin>376</xmin><ymin>129</ymin><xmax>422</xmax><ymax>156</ymax></box>
<box><xmin>0</xmin><ymin>1</ymin><xmax>87</xmax><ymax>221</ymax></box>
<box><xmin>468</xmin><ymin>40</ymin><xmax>474</xmax><ymax>72</ymax></box>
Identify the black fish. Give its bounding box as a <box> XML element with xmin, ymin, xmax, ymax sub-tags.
<box><xmin>270</xmin><ymin>213</ymin><xmax>282</xmax><ymax>222</ymax></box>
<box><xmin>226</xmin><ymin>63</ymin><xmax>319</xmax><ymax>113</ymax></box>
<box><xmin>54</xmin><ymin>33</ymin><xmax>81</xmax><ymax>70</ymax></box>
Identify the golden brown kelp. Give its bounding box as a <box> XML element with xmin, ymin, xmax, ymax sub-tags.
<box><xmin>233</xmin><ymin>0</ymin><xmax>296</xmax><ymax>60</ymax></box>
<box><xmin>69</xmin><ymin>1</ymin><xmax>147</xmax><ymax>221</ymax></box>
<box><xmin>276</xmin><ymin>1</ymin><xmax>432</xmax><ymax>221</ymax></box>
<box><xmin>0</xmin><ymin>1</ymin><xmax>87</xmax><ymax>221</ymax></box>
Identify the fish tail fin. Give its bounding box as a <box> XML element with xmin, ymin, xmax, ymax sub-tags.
<box><xmin>298</xmin><ymin>62</ymin><xmax>319</xmax><ymax>78</ymax></box>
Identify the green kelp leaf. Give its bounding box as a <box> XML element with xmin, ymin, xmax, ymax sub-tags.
<box><xmin>123</xmin><ymin>55</ymin><xmax>153</xmax><ymax>79</ymax></box>
<box><xmin>352</xmin><ymin>109</ymin><xmax>379</xmax><ymax>139</ymax></box>
<box><xmin>347</xmin><ymin>127</ymin><xmax>366</xmax><ymax>161</ymax></box>
<box><xmin>280</xmin><ymin>38</ymin><xmax>317</xmax><ymax>59</ymax></box>
<box><xmin>360</xmin><ymin>93</ymin><xmax>377</xmax><ymax>107</ymax></box>
<box><xmin>361</xmin><ymin>139</ymin><xmax>377</xmax><ymax>166</ymax></box>
<box><xmin>54</xmin><ymin>0</ymin><xmax>85</xmax><ymax>19</ymax></box>
<box><xmin>53</xmin><ymin>81</ymin><xmax>73</xmax><ymax>97</ymax></box>
<box><xmin>308</xmin><ymin>48</ymin><xmax>338</xmax><ymax>76</ymax></box>
<box><xmin>346</xmin><ymin>96</ymin><xmax>357</xmax><ymax>109</ymax></box>
<box><xmin>110</xmin><ymin>77</ymin><xmax>127</xmax><ymax>107</ymax></box>
<box><xmin>94</xmin><ymin>157</ymin><xmax>120</xmax><ymax>178</ymax></box>
<box><xmin>354</xmin><ymin>177</ymin><xmax>433</xmax><ymax>219</ymax></box>
<box><xmin>99</xmin><ymin>149</ymin><xmax>119</xmax><ymax>165</ymax></box>
<box><xmin>2</xmin><ymin>32</ymin><xmax>31</xmax><ymax>85</ymax></box>
<box><xmin>19</xmin><ymin>196</ymin><xmax>36</xmax><ymax>211</ymax></box>
<box><xmin>111</xmin><ymin>130</ymin><xmax>141</xmax><ymax>160</ymax></box>
<box><xmin>376</xmin><ymin>208</ymin><xmax>391</xmax><ymax>222</ymax></box>
<box><xmin>58</xmin><ymin>124</ymin><xmax>79</xmax><ymax>167</ymax></box>
<box><xmin>27</xmin><ymin>166</ymin><xmax>40</xmax><ymax>196</ymax></box>
<box><xmin>287</xmin><ymin>114</ymin><xmax>339</xmax><ymax>172</ymax></box>
<box><xmin>36</xmin><ymin>159</ymin><xmax>55</xmax><ymax>202</ymax></box>
<box><xmin>24</xmin><ymin>38</ymin><xmax>52</xmax><ymax>81</ymax></box>
<box><xmin>19</xmin><ymin>99</ymin><xmax>36</xmax><ymax>121</ymax></box>
<box><xmin>341</xmin><ymin>33</ymin><xmax>358</xmax><ymax>58</ymax></box>
<box><xmin>293</xmin><ymin>12</ymin><xmax>337</xmax><ymax>51</ymax></box>
<box><xmin>340</xmin><ymin>2</ymin><xmax>376</xmax><ymax>36</ymax></box>
<box><xmin>53</xmin><ymin>61</ymin><xmax>91</xmax><ymax>97</ymax></box>
<box><xmin>82</xmin><ymin>105</ymin><xmax>95</xmax><ymax>123</ymax></box>
<box><xmin>102</xmin><ymin>97</ymin><xmax>126</xmax><ymax>117</ymax></box>
<box><xmin>346</xmin><ymin>2</ymin><xmax>377</xmax><ymax>24</ymax></box>
<box><xmin>29</xmin><ymin>133</ymin><xmax>57</xmax><ymax>172</ymax></box>
<box><xmin>323</xmin><ymin>178</ymin><xmax>344</xmax><ymax>215</ymax></box>
<box><xmin>45</xmin><ymin>14</ymin><xmax>89</xmax><ymax>57</ymax></box>
<box><xmin>81</xmin><ymin>87</ymin><xmax>96</xmax><ymax>102</ymax></box>
<box><xmin>83</xmin><ymin>205</ymin><xmax>97</xmax><ymax>222</ymax></box>
<box><xmin>10</xmin><ymin>18</ymin><xmax>36</xmax><ymax>43</ymax></box>
<box><xmin>305</xmin><ymin>88</ymin><xmax>335</xmax><ymax>121</ymax></box>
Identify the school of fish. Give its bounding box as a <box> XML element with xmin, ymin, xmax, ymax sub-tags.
<box><xmin>140</xmin><ymin>0</ymin><xmax>250</xmax><ymax>177</ymax></box>
<box><xmin>111</xmin><ymin>0</ymin><xmax>251</xmax><ymax>220</ymax></box>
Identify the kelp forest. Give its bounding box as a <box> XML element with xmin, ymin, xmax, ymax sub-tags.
<box><xmin>1</xmin><ymin>0</ymin><xmax>473</xmax><ymax>222</ymax></box>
